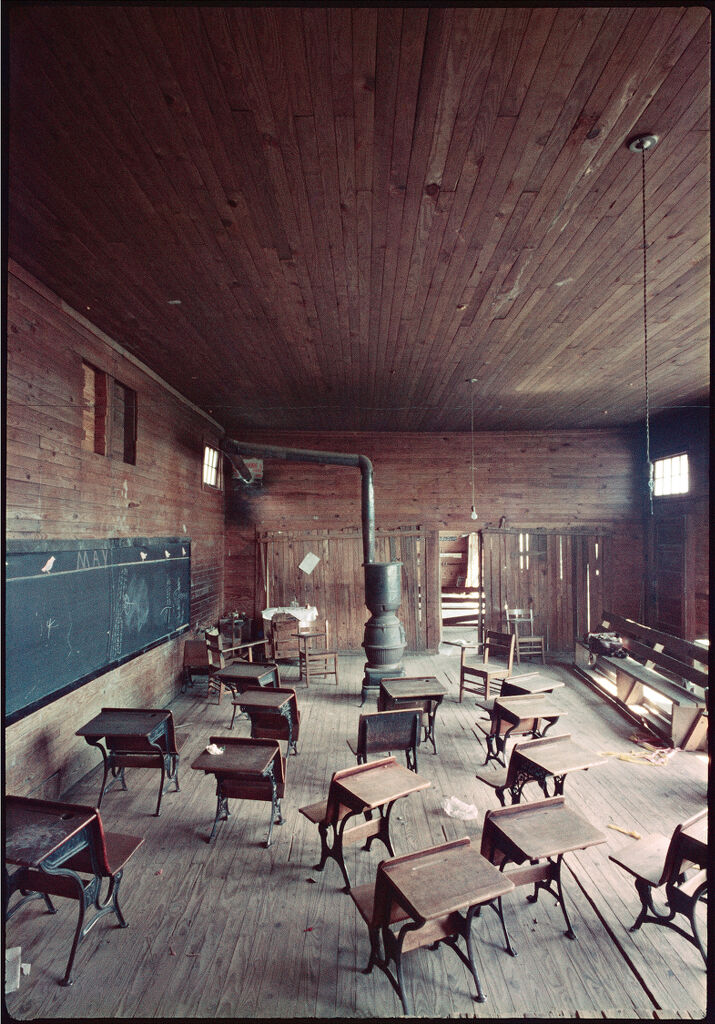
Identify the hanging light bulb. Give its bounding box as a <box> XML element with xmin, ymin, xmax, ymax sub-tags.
<box><xmin>468</xmin><ymin>378</ymin><xmax>478</xmax><ymax>519</ymax></box>
<box><xmin>628</xmin><ymin>133</ymin><xmax>658</xmax><ymax>515</ymax></box>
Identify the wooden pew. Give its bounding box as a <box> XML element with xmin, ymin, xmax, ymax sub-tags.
<box><xmin>577</xmin><ymin>611</ymin><xmax>708</xmax><ymax>750</ymax></box>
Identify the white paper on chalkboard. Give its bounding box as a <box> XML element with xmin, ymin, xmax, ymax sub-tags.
<box><xmin>298</xmin><ymin>552</ymin><xmax>320</xmax><ymax>575</ymax></box>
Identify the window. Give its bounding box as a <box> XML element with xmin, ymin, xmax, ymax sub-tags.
<box><xmin>202</xmin><ymin>444</ymin><xmax>222</xmax><ymax>489</ymax></box>
<box><xmin>82</xmin><ymin>361</ymin><xmax>136</xmax><ymax>464</ymax></box>
<box><xmin>653</xmin><ymin>453</ymin><xmax>689</xmax><ymax>496</ymax></box>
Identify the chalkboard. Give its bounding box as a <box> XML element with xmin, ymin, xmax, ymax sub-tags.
<box><xmin>5</xmin><ymin>537</ymin><xmax>191</xmax><ymax>724</ymax></box>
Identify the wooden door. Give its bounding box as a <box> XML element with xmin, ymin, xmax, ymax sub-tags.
<box><xmin>651</xmin><ymin>515</ymin><xmax>686</xmax><ymax>636</ymax></box>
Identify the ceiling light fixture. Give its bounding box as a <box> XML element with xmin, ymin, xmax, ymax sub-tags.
<box><xmin>467</xmin><ymin>377</ymin><xmax>478</xmax><ymax>520</ymax></box>
<box><xmin>628</xmin><ymin>132</ymin><xmax>658</xmax><ymax>515</ymax></box>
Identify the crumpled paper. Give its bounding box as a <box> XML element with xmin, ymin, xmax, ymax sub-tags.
<box><xmin>442</xmin><ymin>796</ymin><xmax>480</xmax><ymax>820</ymax></box>
<box><xmin>205</xmin><ymin>743</ymin><xmax>224</xmax><ymax>755</ymax></box>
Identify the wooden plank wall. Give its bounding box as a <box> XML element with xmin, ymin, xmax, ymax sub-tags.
<box><xmin>480</xmin><ymin>529</ymin><xmax>605</xmax><ymax>651</ymax></box>
<box><xmin>5</xmin><ymin>266</ymin><xmax>226</xmax><ymax>797</ymax></box>
<box><xmin>223</xmin><ymin>428</ymin><xmax>651</xmax><ymax>648</ymax></box>
<box><xmin>257</xmin><ymin>526</ymin><xmax>427</xmax><ymax>650</ymax></box>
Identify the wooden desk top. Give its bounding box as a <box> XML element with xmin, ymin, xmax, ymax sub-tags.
<box><xmin>334</xmin><ymin>759</ymin><xmax>430</xmax><ymax>811</ymax></box>
<box><xmin>216</xmin><ymin>662</ymin><xmax>276</xmax><ymax>681</ymax></box>
<box><xmin>191</xmin><ymin>740</ymin><xmax>278</xmax><ymax>776</ymax></box>
<box><xmin>381</xmin><ymin>840</ymin><xmax>515</xmax><ymax>922</ymax></box>
<box><xmin>487</xmin><ymin>796</ymin><xmax>605</xmax><ymax>860</ymax></box>
<box><xmin>236</xmin><ymin>690</ymin><xmax>292</xmax><ymax>710</ymax></box>
<box><xmin>506</xmin><ymin>673</ymin><xmax>565</xmax><ymax>695</ymax></box>
<box><xmin>513</xmin><ymin>734</ymin><xmax>606</xmax><ymax>775</ymax></box>
<box><xmin>495</xmin><ymin>694</ymin><xmax>564</xmax><ymax>723</ymax></box>
<box><xmin>380</xmin><ymin>677</ymin><xmax>447</xmax><ymax>700</ymax></box>
<box><xmin>5</xmin><ymin>796</ymin><xmax>96</xmax><ymax>868</ymax></box>
<box><xmin>77</xmin><ymin>708</ymin><xmax>169</xmax><ymax>739</ymax></box>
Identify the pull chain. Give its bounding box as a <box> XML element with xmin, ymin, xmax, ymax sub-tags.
<box><xmin>640</xmin><ymin>147</ymin><xmax>653</xmax><ymax>515</ymax></box>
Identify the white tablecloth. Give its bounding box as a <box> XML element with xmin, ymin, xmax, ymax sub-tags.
<box><xmin>262</xmin><ymin>606</ymin><xmax>318</xmax><ymax>630</ymax></box>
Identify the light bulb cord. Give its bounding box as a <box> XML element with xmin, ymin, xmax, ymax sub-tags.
<box><xmin>470</xmin><ymin>383</ymin><xmax>476</xmax><ymax>510</ymax></box>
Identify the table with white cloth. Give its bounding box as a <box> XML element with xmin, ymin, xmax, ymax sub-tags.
<box><xmin>261</xmin><ymin>605</ymin><xmax>318</xmax><ymax>632</ymax></box>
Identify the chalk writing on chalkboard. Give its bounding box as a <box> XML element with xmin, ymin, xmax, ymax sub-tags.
<box><xmin>5</xmin><ymin>537</ymin><xmax>191</xmax><ymax>724</ymax></box>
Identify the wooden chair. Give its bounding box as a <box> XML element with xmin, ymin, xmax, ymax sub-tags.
<box><xmin>505</xmin><ymin>607</ymin><xmax>546</xmax><ymax>665</ymax></box>
<box><xmin>236</xmin><ymin>685</ymin><xmax>301</xmax><ymax>753</ymax></box>
<box><xmin>5</xmin><ymin>798</ymin><xmax>144</xmax><ymax>986</ymax></box>
<box><xmin>459</xmin><ymin>630</ymin><xmax>516</xmax><ymax>701</ymax></box>
<box><xmin>99</xmin><ymin>708</ymin><xmax>187</xmax><ymax>816</ymax></box>
<box><xmin>182</xmin><ymin>638</ymin><xmax>209</xmax><ymax>691</ymax></box>
<box><xmin>347</xmin><ymin>709</ymin><xmax>422</xmax><ymax>771</ymax></box>
<box><xmin>609</xmin><ymin>808</ymin><xmax>707</xmax><ymax>963</ymax></box>
<box><xmin>298</xmin><ymin>619</ymin><xmax>339</xmax><ymax>687</ymax></box>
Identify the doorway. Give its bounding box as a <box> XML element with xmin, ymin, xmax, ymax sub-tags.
<box><xmin>438</xmin><ymin>531</ymin><xmax>483</xmax><ymax>644</ymax></box>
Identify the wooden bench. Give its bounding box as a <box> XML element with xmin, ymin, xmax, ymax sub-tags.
<box><xmin>577</xmin><ymin>611</ymin><xmax>708</xmax><ymax>750</ymax></box>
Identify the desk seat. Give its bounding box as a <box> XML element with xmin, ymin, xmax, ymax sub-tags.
<box><xmin>5</xmin><ymin>797</ymin><xmax>144</xmax><ymax>986</ymax></box>
<box><xmin>192</xmin><ymin>737</ymin><xmax>286</xmax><ymax>846</ymax></box>
<box><xmin>299</xmin><ymin>757</ymin><xmax>430</xmax><ymax>892</ymax></box>
<box><xmin>77</xmin><ymin>708</ymin><xmax>186</xmax><ymax>817</ymax></box>
<box><xmin>348</xmin><ymin>838</ymin><xmax>514</xmax><ymax>1014</ymax></box>
<box><xmin>481</xmin><ymin>796</ymin><xmax>606</xmax><ymax>948</ymax></box>
<box><xmin>609</xmin><ymin>808</ymin><xmax>707</xmax><ymax>963</ymax></box>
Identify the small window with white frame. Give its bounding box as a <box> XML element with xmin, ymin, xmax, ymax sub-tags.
<box><xmin>653</xmin><ymin>453</ymin><xmax>689</xmax><ymax>497</ymax></box>
<box><xmin>202</xmin><ymin>444</ymin><xmax>223</xmax><ymax>490</ymax></box>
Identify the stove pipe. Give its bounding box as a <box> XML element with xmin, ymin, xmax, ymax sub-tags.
<box><xmin>220</xmin><ymin>439</ymin><xmax>406</xmax><ymax>700</ymax></box>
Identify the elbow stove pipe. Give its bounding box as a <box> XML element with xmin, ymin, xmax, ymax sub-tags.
<box><xmin>220</xmin><ymin>438</ymin><xmax>406</xmax><ymax>700</ymax></box>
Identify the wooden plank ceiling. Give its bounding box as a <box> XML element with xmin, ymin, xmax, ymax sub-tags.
<box><xmin>7</xmin><ymin>6</ymin><xmax>710</xmax><ymax>434</ymax></box>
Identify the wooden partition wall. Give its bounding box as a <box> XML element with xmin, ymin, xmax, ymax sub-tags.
<box><xmin>481</xmin><ymin>529</ymin><xmax>612</xmax><ymax>653</ymax></box>
<box><xmin>256</xmin><ymin>525</ymin><xmax>435</xmax><ymax>651</ymax></box>
<box><xmin>252</xmin><ymin>524</ymin><xmax>621</xmax><ymax>655</ymax></box>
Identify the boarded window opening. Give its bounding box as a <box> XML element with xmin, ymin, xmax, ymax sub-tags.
<box><xmin>82</xmin><ymin>361</ymin><xmax>136</xmax><ymax>464</ymax></box>
<box><xmin>82</xmin><ymin>361</ymin><xmax>108</xmax><ymax>455</ymax></box>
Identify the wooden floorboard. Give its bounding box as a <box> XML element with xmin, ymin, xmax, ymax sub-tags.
<box><xmin>5</xmin><ymin>652</ymin><xmax>707</xmax><ymax>1018</ymax></box>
